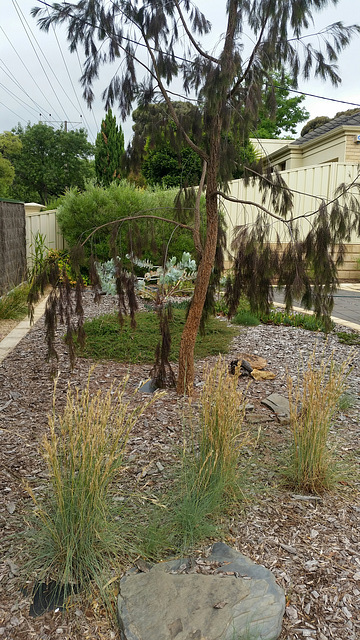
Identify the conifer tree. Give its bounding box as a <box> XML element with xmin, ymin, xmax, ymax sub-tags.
<box><xmin>95</xmin><ymin>109</ymin><xmax>125</xmax><ymax>186</ymax></box>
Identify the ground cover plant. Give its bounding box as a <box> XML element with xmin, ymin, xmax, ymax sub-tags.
<box><xmin>337</xmin><ymin>330</ymin><xmax>360</xmax><ymax>346</ymax></box>
<box><xmin>285</xmin><ymin>349</ymin><xmax>353</xmax><ymax>494</ymax></box>
<box><xmin>259</xmin><ymin>309</ymin><xmax>332</xmax><ymax>332</ymax></box>
<box><xmin>76</xmin><ymin>308</ymin><xmax>238</xmax><ymax>363</ymax></box>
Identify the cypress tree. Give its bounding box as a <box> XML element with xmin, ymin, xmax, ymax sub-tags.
<box><xmin>95</xmin><ymin>109</ymin><xmax>124</xmax><ymax>186</ymax></box>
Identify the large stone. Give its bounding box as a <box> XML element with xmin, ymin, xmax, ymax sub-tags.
<box><xmin>261</xmin><ymin>393</ymin><xmax>290</xmax><ymax>418</ymax></box>
<box><xmin>118</xmin><ymin>542</ymin><xmax>285</xmax><ymax>640</ymax></box>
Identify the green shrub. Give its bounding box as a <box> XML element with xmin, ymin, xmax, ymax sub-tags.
<box><xmin>232</xmin><ymin>309</ymin><xmax>260</xmax><ymax>326</ymax></box>
<box><xmin>57</xmin><ymin>181</ymin><xmax>203</xmax><ymax>264</ymax></box>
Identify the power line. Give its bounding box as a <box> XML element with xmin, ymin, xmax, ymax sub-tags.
<box><xmin>46</xmin><ymin>8</ymin><xmax>95</xmax><ymax>141</ymax></box>
<box><xmin>12</xmin><ymin>0</ymin><xmax>66</xmax><ymax>122</ymax></box>
<box><xmin>273</xmin><ymin>85</ymin><xmax>360</xmax><ymax>109</ymax></box>
<box><xmin>0</xmin><ymin>25</ymin><xmax>58</xmax><ymax>119</ymax></box>
<box><xmin>0</xmin><ymin>82</ymin><xmax>43</xmax><ymax>120</ymax></box>
<box><xmin>0</xmin><ymin>100</ymin><xmax>28</xmax><ymax>124</ymax></box>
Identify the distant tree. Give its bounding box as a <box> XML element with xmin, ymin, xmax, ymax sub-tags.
<box><xmin>127</xmin><ymin>101</ymin><xmax>203</xmax><ymax>186</ymax></box>
<box><xmin>0</xmin><ymin>131</ymin><xmax>22</xmax><ymax>197</ymax></box>
<box><xmin>95</xmin><ymin>108</ymin><xmax>125</xmax><ymax>186</ymax></box>
<box><xmin>301</xmin><ymin>108</ymin><xmax>360</xmax><ymax>138</ymax></box>
<box><xmin>33</xmin><ymin>0</ymin><xmax>360</xmax><ymax>395</ymax></box>
<box><xmin>253</xmin><ymin>73</ymin><xmax>310</xmax><ymax>139</ymax></box>
<box><xmin>10</xmin><ymin>123</ymin><xmax>94</xmax><ymax>204</ymax></box>
<box><xmin>300</xmin><ymin>115</ymin><xmax>331</xmax><ymax>137</ymax></box>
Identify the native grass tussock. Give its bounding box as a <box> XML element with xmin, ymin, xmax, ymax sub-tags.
<box><xmin>25</xmin><ymin>372</ymin><xmax>163</xmax><ymax>592</ymax></box>
<box><xmin>172</xmin><ymin>357</ymin><xmax>255</xmax><ymax>548</ymax></box>
<box><xmin>286</xmin><ymin>349</ymin><xmax>354</xmax><ymax>494</ymax></box>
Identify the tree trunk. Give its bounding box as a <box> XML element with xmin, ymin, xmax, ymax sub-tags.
<box><xmin>176</xmin><ymin>162</ymin><xmax>219</xmax><ymax>395</ymax></box>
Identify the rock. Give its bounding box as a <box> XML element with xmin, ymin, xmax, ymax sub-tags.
<box><xmin>234</xmin><ymin>354</ymin><xmax>268</xmax><ymax>370</ymax></box>
<box><xmin>138</xmin><ymin>379</ymin><xmax>158</xmax><ymax>394</ymax></box>
<box><xmin>251</xmin><ymin>370</ymin><xmax>276</xmax><ymax>381</ymax></box>
<box><xmin>261</xmin><ymin>393</ymin><xmax>290</xmax><ymax>417</ymax></box>
<box><xmin>118</xmin><ymin>542</ymin><xmax>285</xmax><ymax>640</ymax></box>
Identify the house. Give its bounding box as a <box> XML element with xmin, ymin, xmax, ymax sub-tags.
<box><xmin>224</xmin><ymin>113</ymin><xmax>360</xmax><ymax>280</ymax></box>
<box><xmin>264</xmin><ymin>110</ymin><xmax>360</xmax><ymax>171</ymax></box>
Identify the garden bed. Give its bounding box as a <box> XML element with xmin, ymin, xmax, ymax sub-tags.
<box><xmin>0</xmin><ymin>290</ymin><xmax>359</xmax><ymax>640</ymax></box>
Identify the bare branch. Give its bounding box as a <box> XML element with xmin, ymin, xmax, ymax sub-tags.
<box><xmin>173</xmin><ymin>0</ymin><xmax>219</xmax><ymax>65</ymax></box>
<box><xmin>80</xmin><ymin>212</ymin><xmax>194</xmax><ymax>247</ymax></box>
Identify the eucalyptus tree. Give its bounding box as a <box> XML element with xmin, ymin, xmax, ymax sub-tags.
<box><xmin>32</xmin><ymin>0</ymin><xmax>360</xmax><ymax>394</ymax></box>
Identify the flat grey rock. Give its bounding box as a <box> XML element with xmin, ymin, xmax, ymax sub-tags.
<box><xmin>138</xmin><ymin>379</ymin><xmax>158</xmax><ymax>394</ymax></box>
<box><xmin>261</xmin><ymin>393</ymin><xmax>290</xmax><ymax>417</ymax></box>
<box><xmin>118</xmin><ymin>542</ymin><xmax>285</xmax><ymax>640</ymax></box>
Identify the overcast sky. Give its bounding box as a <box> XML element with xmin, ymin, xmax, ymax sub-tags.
<box><xmin>1</xmin><ymin>0</ymin><xmax>360</xmax><ymax>146</ymax></box>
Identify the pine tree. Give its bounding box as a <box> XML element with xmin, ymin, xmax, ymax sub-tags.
<box><xmin>95</xmin><ymin>109</ymin><xmax>125</xmax><ymax>186</ymax></box>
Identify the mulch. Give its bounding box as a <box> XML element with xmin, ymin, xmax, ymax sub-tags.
<box><xmin>0</xmin><ymin>290</ymin><xmax>359</xmax><ymax>640</ymax></box>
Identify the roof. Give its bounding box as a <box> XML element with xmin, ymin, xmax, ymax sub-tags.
<box><xmin>291</xmin><ymin>110</ymin><xmax>360</xmax><ymax>146</ymax></box>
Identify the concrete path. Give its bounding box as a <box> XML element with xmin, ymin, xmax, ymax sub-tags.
<box><xmin>0</xmin><ymin>296</ymin><xmax>48</xmax><ymax>364</ymax></box>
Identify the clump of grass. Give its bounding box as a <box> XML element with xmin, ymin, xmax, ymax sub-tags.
<box><xmin>260</xmin><ymin>309</ymin><xmax>331</xmax><ymax>332</ymax></box>
<box><xmin>25</xmin><ymin>373</ymin><xmax>160</xmax><ymax>595</ymax></box>
<box><xmin>0</xmin><ymin>283</ymin><xmax>30</xmax><ymax>320</ymax></box>
<box><xmin>170</xmin><ymin>356</ymin><xmax>251</xmax><ymax>549</ymax></box>
<box><xmin>232</xmin><ymin>309</ymin><xmax>260</xmax><ymax>326</ymax></box>
<box><xmin>77</xmin><ymin>309</ymin><xmax>238</xmax><ymax>363</ymax></box>
<box><xmin>285</xmin><ymin>350</ymin><xmax>353</xmax><ymax>494</ymax></box>
<box><xmin>337</xmin><ymin>331</ymin><xmax>360</xmax><ymax>346</ymax></box>
<box><xmin>338</xmin><ymin>391</ymin><xmax>357</xmax><ymax>412</ymax></box>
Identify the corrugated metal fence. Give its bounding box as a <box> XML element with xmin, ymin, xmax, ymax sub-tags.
<box><xmin>25</xmin><ymin>207</ymin><xmax>66</xmax><ymax>267</ymax></box>
<box><xmin>24</xmin><ymin>162</ymin><xmax>360</xmax><ymax>279</ymax></box>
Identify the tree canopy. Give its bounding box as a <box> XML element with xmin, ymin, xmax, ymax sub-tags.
<box><xmin>32</xmin><ymin>0</ymin><xmax>360</xmax><ymax>394</ymax></box>
<box><xmin>252</xmin><ymin>73</ymin><xmax>310</xmax><ymax>139</ymax></box>
<box><xmin>0</xmin><ymin>131</ymin><xmax>22</xmax><ymax>197</ymax></box>
<box><xmin>95</xmin><ymin>109</ymin><xmax>125</xmax><ymax>186</ymax></box>
<box><xmin>10</xmin><ymin>123</ymin><xmax>94</xmax><ymax>204</ymax></box>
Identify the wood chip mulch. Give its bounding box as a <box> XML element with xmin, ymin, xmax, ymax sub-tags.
<box><xmin>0</xmin><ymin>291</ymin><xmax>359</xmax><ymax>640</ymax></box>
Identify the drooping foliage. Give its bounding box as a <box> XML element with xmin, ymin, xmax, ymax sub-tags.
<box><xmin>31</xmin><ymin>0</ymin><xmax>360</xmax><ymax>393</ymax></box>
<box><xmin>95</xmin><ymin>109</ymin><xmax>125</xmax><ymax>185</ymax></box>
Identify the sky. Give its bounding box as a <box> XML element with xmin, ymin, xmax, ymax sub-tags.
<box><xmin>1</xmin><ymin>0</ymin><xmax>360</xmax><ymax>147</ymax></box>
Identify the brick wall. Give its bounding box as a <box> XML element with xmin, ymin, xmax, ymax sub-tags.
<box><xmin>0</xmin><ymin>200</ymin><xmax>26</xmax><ymax>295</ymax></box>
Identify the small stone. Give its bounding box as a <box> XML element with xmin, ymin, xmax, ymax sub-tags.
<box><xmin>353</xmin><ymin>572</ymin><xmax>360</xmax><ymax>580</ymax></box>
<box><xmin>285</xmin><ymin>605</ymin><xmax>298</xmax><ymax>622</ymax></box>
<box><xmin>156</xmin><ymin>461</ymin><xmax>164</xmax><ymax>472</ymax></box>
<box><xmin>311</xmin><ymin>590</ymin><xmax>319</xmax><ymax>599</ymax></box>
<box><xmin>6</xmin><ymin>502</ymin><xmax>16</xmax><ymax>514</ymax></box>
